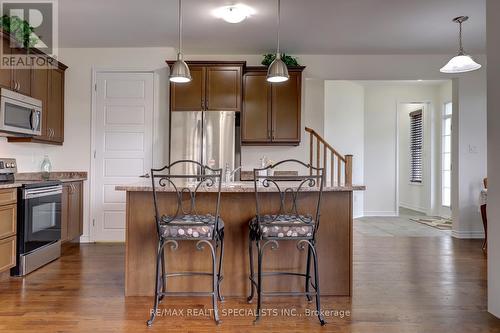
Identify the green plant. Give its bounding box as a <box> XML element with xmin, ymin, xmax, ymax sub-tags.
<box><xmin>262</xmin><ymin>53</ymin><xmax>300</xmax><ymax>67</ymax></box>
<box><xmin>0</xmin><ymin>15</ymin><xmax>38</xmax><ymax>49</ymax></box>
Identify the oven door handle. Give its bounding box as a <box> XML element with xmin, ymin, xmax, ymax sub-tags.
<box><xmin>24</xmin><ymin>185</ymin><xmax>63</xmax><ymax>199</ymax></box>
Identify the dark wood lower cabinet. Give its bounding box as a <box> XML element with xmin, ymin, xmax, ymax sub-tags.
<box><xmin>0</xmin><ymin>188</ymin><xmax>16</xmax><ymax>274</ymax></box>
<box><xmin>61</xmin><ymin>181</ymin><xmax>83</xmax><ymax>243</ymax></box>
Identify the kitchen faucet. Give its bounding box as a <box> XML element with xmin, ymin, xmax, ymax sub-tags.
<box><xmin>224</xmin><ymin>163</ymin><xmax>242</xmax><ymax>183</ymax></box>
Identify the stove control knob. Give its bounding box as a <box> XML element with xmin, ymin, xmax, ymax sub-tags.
<box><xmin>5</xmin><ymin>163</ymin><xmax>10</xmax><ymax>168</ymax></box>
<box><xmin>11</xmin><ymin>163</ymin><xmax>16</xmax><ymax>168</ymax></box>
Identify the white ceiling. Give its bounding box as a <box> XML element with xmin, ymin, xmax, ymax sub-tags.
<box><xmin>59</xmin><ymin>0</ymin><xmax>486</xmax><ymax>54</ymax></box>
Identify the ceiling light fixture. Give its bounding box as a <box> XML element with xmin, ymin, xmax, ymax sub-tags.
<box><xmin>170</xmin><ymin>0</ymin><xmax>191</xmax><ymax>83</ymax></box>
<box><xmin>213</xmin><ymin>4</ymin><xmax>255</xmax><ymax>24</ymax></box>
<box><xmin>440</xmin><ymin>16</ymin><xmax>481</xmax><ymax>74</ymax></box>
<box><xmin>267</xmin><ymin>0</ymin><xmax>289</xmax><ymax>83</ymax></box>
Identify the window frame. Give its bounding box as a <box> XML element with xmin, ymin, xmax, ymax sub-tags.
<box><xmin>441</xmin><ymin>102</ymin><xmax>452</xmax><ymax>208</ymax></box>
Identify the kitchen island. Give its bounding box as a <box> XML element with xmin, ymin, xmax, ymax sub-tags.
<box><xmin>116</xmin><ymin>182</ymin><xmax>364</xmax><ymax>297</ymax></box>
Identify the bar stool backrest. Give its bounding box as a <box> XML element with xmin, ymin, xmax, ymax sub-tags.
<box><xmin>253</xmin><ymin>159</ymin><xmax>325</xmax><ymax>238</ymax></box>
<box><xmin>150</xmin><ymin>160</ymin><xmax>223</xmax><ymax>237</ymax></box>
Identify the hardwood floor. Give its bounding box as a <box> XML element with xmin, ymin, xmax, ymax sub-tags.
<box><xmin>0</xmin><ymin>226</ymin><xmax>499</xmax><ymax>332</ymax></box>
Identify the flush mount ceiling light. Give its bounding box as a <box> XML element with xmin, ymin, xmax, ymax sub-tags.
<box><xmin>440</xmin><ymin>16</ymin><xmax>481</xmax><ymax>74</ymax></box>
<box><xmin>170</xmin><ymin>0</ymin><xmax>191</xmax><ymax>83</ymax></box>
<box><xmin>267</xmin><ymin>0</ymin><xmax>289</xmax><ymax>83</ymax></box>
<box><xmin>213</xmin><ymin>4</ymin><xmax>255</xmax><ymax>23</ymax></box>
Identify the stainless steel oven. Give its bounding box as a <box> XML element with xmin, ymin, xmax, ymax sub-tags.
<box><xmin>0</xmin><ymin>88</ymin><xmax>42</xmax><ymax>136</ymax></box>
<box><xmin>11</xmin><ymin>181</ymin><xmax>62</xmax><ymax>276</ymax></box>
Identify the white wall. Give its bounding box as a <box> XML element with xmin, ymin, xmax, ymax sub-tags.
<box><xmin>487</xmin><ymin>0</ymin><xmax>500</xmax><ymax>319</ymax></box>
<box><xmin>398</xmin><ymin>103</ymin><xmax>428</xmax><ymax>213</ymax></box>
<box><xmin>324</xmin><ymin>81</ymin><xmax>364</xmax><ymax>217</ymax></box>
<box><xmin>362</xmin><ymin>83</ymin><xmax>443</xmax><ymax>216</ymax></box>
<box><xmin>452</xmin><ymin>71</ymin><xmax>488</xmax><ymax>238</ymax></box>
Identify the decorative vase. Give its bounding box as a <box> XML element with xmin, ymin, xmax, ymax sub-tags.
<box><xmin>40</xmin><ymin>155</ymin><xmax>52</xmax><ymax>180</ymax></box>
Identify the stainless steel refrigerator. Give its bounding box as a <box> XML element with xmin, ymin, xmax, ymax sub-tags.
<box><xmin>169</xmin><ymin>111</ymin><xmax>240</xmax><ymax>176</ymax></box>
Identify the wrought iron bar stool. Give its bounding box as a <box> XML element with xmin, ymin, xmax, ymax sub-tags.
<box><xmin>147</xmin><ymin>160</ymin><xmax>224</xmax><ymax>326</ymax></box>
<box><xmin>247</xmin><ymin>159</ymin><xmax>326</xmax><ymax>325</ymax></box>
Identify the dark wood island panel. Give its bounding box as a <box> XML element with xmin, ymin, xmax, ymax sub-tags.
<box><xmin>123</xmin><ymin>189</ymin><xmax>354</xmax><ymax>297</ymax></box>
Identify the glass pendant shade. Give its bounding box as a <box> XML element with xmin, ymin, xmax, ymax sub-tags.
<box><xmin>267</xmin><ymin>54</ymin><xmax>289</xmax><ymax>82</ymax></box>
<box><xmin>169</xmin><ymin>53</ymin><xmax>192</xmax><ymax>83</ymax></box>
<box><xmin>440</xmin><ymin>16</ymin><xmax>481</xmax><ymax>74</ymax></box>
<box><xmin>440</xmin><ymin>54</ymin><xmax>481</xmax><ymax>74</ymax></box>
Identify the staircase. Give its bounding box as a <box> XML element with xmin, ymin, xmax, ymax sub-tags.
<box><xmin>305</xmin><ymin>127</ymin><xmax>352</xmax><ymax>187</ymax></box>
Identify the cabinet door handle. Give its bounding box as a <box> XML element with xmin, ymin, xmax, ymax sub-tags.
<box><xmin>17</xmin><ymin>81</ymin><xmax>21</xmax><ymax>91</ymax></box>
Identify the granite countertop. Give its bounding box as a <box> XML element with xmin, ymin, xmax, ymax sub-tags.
<box><xmin>115</xmin><ymin>180</ymin><xmax>365</xmax><ymax>193</ymax></box>
<box><xmin>0</xmin><ymin>172</ymin><xmax>87</xmax><ymax>189</ymax></box>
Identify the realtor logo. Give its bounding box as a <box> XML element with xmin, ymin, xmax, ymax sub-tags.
<box><xmin>0</xmin><ymin>0</ymin><xmax>58</xmax><ymax>68</ymax></box>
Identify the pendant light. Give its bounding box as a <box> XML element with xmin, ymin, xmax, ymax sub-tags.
<box><xmin>267</xmin><ymin>0</ymin><xmax>289</xmax><ymax>83</ymax></box>
<box><xmin>170</xmin><ymin>0</ymin><xmax>191</xmax><ymax>83</ymax></box>
<box><xmin>440</xmin><ymin>16</ymin><xmax>481</xmax><ymax>74</ymax></box>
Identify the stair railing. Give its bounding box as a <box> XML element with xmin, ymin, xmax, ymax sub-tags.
<box><xmin>305</xmin><ymin>127</ymin><xmax>352</xmax><ymax>187</ymax></box>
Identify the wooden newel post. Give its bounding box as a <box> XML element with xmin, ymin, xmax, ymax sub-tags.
<box><xmin>345</xmin><ymin>155</ymin><xmax>353</xmax><ymax>187</ymax></box>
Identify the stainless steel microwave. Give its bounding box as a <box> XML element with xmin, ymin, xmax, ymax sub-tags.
<box><xmin>0</xmin><ymin>88</ymin><xmax>42</xmax><ymax>136</ymax></box>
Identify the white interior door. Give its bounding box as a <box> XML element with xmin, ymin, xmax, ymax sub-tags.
<box><xmin>93</xmin><ymin>72</ymin><xmax>154</xmax><ymax>241</ymax></box>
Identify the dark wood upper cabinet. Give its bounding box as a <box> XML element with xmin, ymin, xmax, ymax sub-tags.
<box><xmin>0</xmin><ymin>38</ymin><xmax>12</xmax><ymax>89</ymax></box>
<box><xmin>2</xmin><ymin>31</ymin><xmax>68</xmax><ymax>146</ymax></box>
<box><xmin>271</xmin><ymin>72</ymin><xmax>301</xmax><ymax>143</ymax></box>
<box><xmin>242</xmin><ymin>66</ymin><xmax>304</xmax><ymax>146</ymax></box>
<box><xmin>31</xmin><ymin>64</ymin><xmax>49</xmax><ymax>139</ymax></box>
<box><xmin>0</xmin><ymin>41</ymin><xmax>31</xmax><ymax>94</ymax></box>
<box><xmin>170</xmin><ymin>67</ymin><xmax>205</xmax><ymax>111</ymax></box>
<box><xmin>205</xmin><ymin>66</ymin><xmax>242</xmax><ymax>111</ymax></box>
<box><xmin>9</xmin><ymin>47</ymin><xmax>31</xmax><ymax>95</ymax></box>
<box><xmin>47</xmin><ymin>68</ymin><xmax>65</xmax><ymax>143</ymax></box>
<box><xmin>242</xmin><ymin>72</ymin><xmax>270</xmax><ymax>142</ymax></box>
<box><xmin>168</xmin><ymin>61</ymin><xmax>244</xmax><ymax>112</ymax></box>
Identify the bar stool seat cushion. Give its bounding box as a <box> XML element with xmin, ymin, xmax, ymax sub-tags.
<box><xmin>250</xmin><ymin>215</ymin><xmax>315</xmax><ymax>239</ymax></box>
<box><xmin>159</xmin><ymin>214</ymin><xmax>224</xmax><ymax>239</ymax></box>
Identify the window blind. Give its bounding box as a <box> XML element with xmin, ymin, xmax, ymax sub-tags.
<box><xmin>409</xmin><ymin>110</ymin><xmax>423</xmax><ymax>183</ymax></box>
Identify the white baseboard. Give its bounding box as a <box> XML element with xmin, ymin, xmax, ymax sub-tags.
<box><xmin>452</xmin><ymin>230</ymin><xmax>486</xmax><ymax>239</ymax></box>
<box><xmin>399</xmin><ymin>202</ymin><xmax>427</xmax><ymax>214</ymax></box>
<box><xmin>79</xmin><ymin>235</ymin><xmax>92</xmax><ymax>243</ymax></box>
<box><xmin>363</xmin><ymin>211</ymin><xmax>398</xmax><ymax>217</ymax></box>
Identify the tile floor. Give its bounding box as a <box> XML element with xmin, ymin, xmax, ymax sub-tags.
<box><xmin>354</xmin><ymin>207</ymin><xmax>451</xmax><ymax>237</ymax></box>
